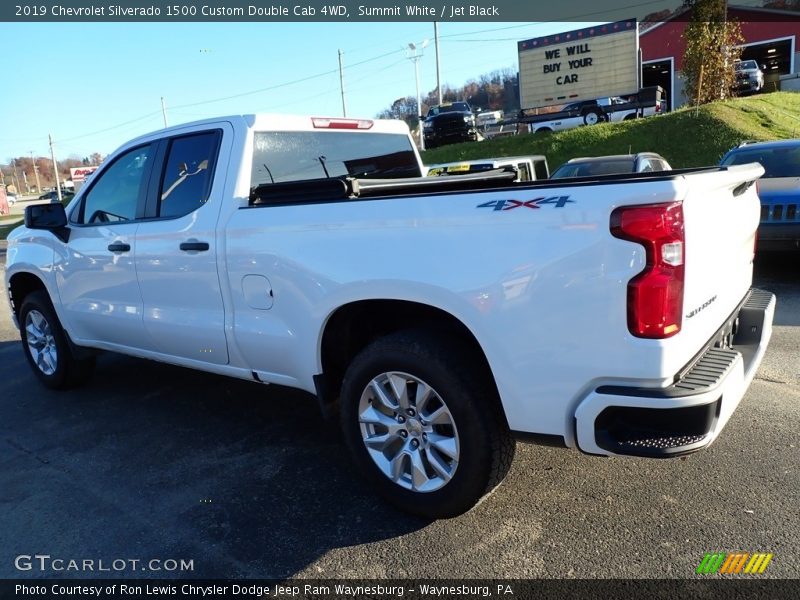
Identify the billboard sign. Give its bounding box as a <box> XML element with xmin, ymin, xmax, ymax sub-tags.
<box><xmin>518</xmin><ymin>19</ymin><xmax>639</xmax><ymax>110</ymax></box>
<box><xmin>70</xmin><ymin>166</ymin><xmax>99</xmax><ymax>182</ymax></box>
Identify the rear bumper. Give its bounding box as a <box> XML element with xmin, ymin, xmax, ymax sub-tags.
<box><xmin>574</xmin><ymin>288</ymin><xmax>775</xmax><ymax>457</ymax></box>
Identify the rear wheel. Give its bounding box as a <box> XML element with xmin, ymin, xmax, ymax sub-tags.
<box><xmin>340</xmin><ymin>330</ymin><xmax>514</xmax><ymax>518</ymax></box>
<box><xmin>583</xmin><ymin>109</ymin><xmax>604</xmax><ymax>125</ymax></box>
<box><xmin>19</xmin><ymin>291</ymin><xmax>95</xmax><ymax>389</ymax></box>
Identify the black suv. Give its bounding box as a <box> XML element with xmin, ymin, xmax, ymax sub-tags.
<box><xmin>422</xmin><ymin>102</ymin><xmax>477</xmax><ymax>149</ymax></box>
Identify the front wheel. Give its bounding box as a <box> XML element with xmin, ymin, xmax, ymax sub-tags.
<box><xmin>19</xmin><ymin>291</ymin><xmax>95</xmax><ymax>389</ymax></box>
<box><xmin>340</xmin><ymin>330</ymin><xmax>514</xmax><ymax>518</ymax></box>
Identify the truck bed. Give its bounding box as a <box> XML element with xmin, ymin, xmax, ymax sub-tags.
<box><xmin>249</xmin><ymin>166</ymin><xmax>729</xmax><ymax>207</ymax></box>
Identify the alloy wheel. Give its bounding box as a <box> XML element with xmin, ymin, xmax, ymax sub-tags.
<box><xmin>358</xmin><ymin>371</ymin><xmax>460</xmax><ymax>493</ymax></box>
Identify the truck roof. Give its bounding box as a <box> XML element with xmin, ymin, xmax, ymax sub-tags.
<box><xmin>124</xmin><ymin>114</ymin><xmax>413</xmax><ymax>147</ymax></box>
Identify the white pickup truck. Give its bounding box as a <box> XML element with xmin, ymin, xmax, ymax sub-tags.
<box><xmin>5</xmin><ymin>114</ymin><xmax>775</xmax><ymax>518</ymax></box>
<box><xmin>528</xmin><ymin>96</ymin><xmax>663</xmax><ymax>134</ymax></box>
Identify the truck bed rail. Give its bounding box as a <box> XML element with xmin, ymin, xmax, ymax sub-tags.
<box><xmin>247</xmin><ymin>166</ymin><xmax>741</xmax><ymax>208</ymax></box>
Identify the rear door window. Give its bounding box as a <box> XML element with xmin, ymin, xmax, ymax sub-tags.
<box><xmin>157</xmin><ymin>131</ymin><xmax>221</xmax><ymax>219</ymax></box>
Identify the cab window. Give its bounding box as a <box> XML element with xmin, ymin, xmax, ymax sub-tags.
<box><xmin>76</xmin><ymin>145</ymin><xmax>152</xmax><ymax>225</ymax></box>
<box><xmin>534</xmin><ymin>159</ymin><xmax>549</xmax><ymax>180</ymax></box>
<box><xmin>251</xmin><ymin>131</ymin><xmax>421</xmax><ymax>186</ymax></box>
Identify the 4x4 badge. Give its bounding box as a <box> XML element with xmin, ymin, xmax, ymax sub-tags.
<box><xmin>477</xmin><ymin>196</ymin><xmax>574</xmax><ymax>211</ymax></box>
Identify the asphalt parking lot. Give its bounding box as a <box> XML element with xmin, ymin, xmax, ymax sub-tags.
<box><xmin>0</xmin><ymin>251</ymin><xmax>797</xmax><ymax>580</ymax></box>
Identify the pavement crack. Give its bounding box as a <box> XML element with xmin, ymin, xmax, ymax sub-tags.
<box><xmin>755</xmin><ymin>375</ymin><xmax>788</xmax><ymax>385</ymax></box>
<box><xmin>6</xmin><ymin>438</ymin><xmax>51</xmax><ymax>465</ymax></box>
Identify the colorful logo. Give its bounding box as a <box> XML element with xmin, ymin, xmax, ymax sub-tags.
<box><xmin>696</xmin><ymin>552</ymin><xmax>774</xmax><ymax>575</ymax></box>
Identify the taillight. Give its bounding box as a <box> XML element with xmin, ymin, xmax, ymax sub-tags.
<box><xmin>611</xmin><ymin>202</ymin><xmax>685</xmax><ymax>339</ymax></box>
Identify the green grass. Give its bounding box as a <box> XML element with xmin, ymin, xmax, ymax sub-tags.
<box><xmin>421</xmin><ymin>91</ymin><xmax>800</xmax><ymax>170</ymax></box>
<box><xmin>0</xmin><ymin>220</ymin><xmax>21</xmax><ymax>241</ymax></box>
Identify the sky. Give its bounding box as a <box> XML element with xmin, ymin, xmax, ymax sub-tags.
<box><xmin>9</xmin><ymin>0</ymin><xmax>767</xmax><ymax>163</ymax></box>
<box><xmin>1</xmin><ymin>20</ymin><xmax>606</xmax><ymax>162</ymax></box>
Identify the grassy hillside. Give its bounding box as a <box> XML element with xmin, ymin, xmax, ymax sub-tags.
<box><xmin>421</xmin><ymin>92</ymin><xmax>800</xmax><ymax>171</ymax></box>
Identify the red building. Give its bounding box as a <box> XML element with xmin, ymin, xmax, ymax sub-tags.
<box><xmin>639</xmin><ymin>5</ymin><xmax>800</xmax><ymax>109</ymax></box>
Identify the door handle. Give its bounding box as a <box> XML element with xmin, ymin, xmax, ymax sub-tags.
<box><xmin>107</xmin><ymin>242</ymin><xmax>131</xmax><ymax>253</ymax></box>
<box><xmin>179</xmin><ymin>240</ymin><xmax>210</xmax><ymax>252</ymax></box>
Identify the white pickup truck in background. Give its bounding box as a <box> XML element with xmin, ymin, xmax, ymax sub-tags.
<box><xmin>527</xmin><ymin>95</ymin><xmax>664</xmax><ymax>134</ymax></box>
<box><xmin>426</xmin><ymin>155</ymin><xmax>550</xmax><ymax>181</ymax></box>
<box><xmin>5</xmin><ymin>114</ymin><xmax>774</xmax><ymax>518</ymax></box>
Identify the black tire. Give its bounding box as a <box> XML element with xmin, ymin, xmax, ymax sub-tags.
<box><xmin>340</xmin><ymin>330</ymin><xmax>514</xmax><ymax>519</ymax></box>
<box><xmin>19</xmin><ymin>291</ymin><xmax>95</xmax><ymax>390</ymax></box>
<box><xmin>534</xmin><ymin>127</ymin><xmax>553</xmax><ymax>135</ymax></box>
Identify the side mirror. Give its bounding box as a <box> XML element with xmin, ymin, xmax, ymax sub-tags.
<box><xmin>760</xmin><ymin>64</ymin><xmax>767</xmax><ymax>71</ymax></box>
<box><xmin>24</xmin><ymin>203</ymin><xmax>70</xmax><ymax>242</ymax></box>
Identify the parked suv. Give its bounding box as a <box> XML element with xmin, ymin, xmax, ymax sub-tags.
<box><xmin>721</xmin><ymin>139</ymin><xmax>800</xmax><ymax>250</ymax></box>
<box><xmin>734</xmin><ymin>60</ymin><xmax>765</xmax><ymax>94</ymax></box>
<box><xmin>422</xmin><ymin>102</ymin><xmax>478</xmax><ymax>149</ymax></box>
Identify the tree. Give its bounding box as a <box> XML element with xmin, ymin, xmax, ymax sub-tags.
<box><xmin>377</xmin><ymin>96</ymin><xmax>420</xmax><ymax>129</ymax></box>
<box><xmin>682</xmin><ymin>0</ymin><xmax>744</xmax><ymax>105</ymax></box>
<box><xmin>376</xmin><ymin>67</ymin><xmax>519</xmax><ymax>122</ymax></box>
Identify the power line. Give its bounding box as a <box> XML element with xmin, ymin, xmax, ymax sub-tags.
<box><xmin>57</xmin><ymin>111</ymin><xmax>163</xmax><ymax>143</ymax></box>
<box><xmin>169</xmin><ymin>48</ymin><xmax>402</xmax><ymax>111</ymax></box>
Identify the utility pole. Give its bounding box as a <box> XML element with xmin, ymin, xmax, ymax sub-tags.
<box><xmin>49</xmin><ymin>134</ymin><xmax>62</xmax><ymax>203</ymax></box>
<box><xmin>338</xmin><ymin>49</ymin><xmax>347</xmax><ymax>117</ymax></box>
<box><xmin>161</xmin><ymin>97</ymin><xmax>169</xmax><ymax>128</ymax></box>
<box><xmin>30</xmin><ymin>151</ymin><xmax>42</xmax><ymax>193</ymax></box>
<box><xmin>407</xmin><ymin>40</ymin><xmax>429</xmax><ymax>151</ymax></box>
<box><xmin>11</xmin><ymin>159</ymin><xmax>22</xmax><ymax>195</ymax></box>
<box><xmin>434</xmin><ymin>22</ymin><xmax>442</xmax><ymax>105</ymax></box>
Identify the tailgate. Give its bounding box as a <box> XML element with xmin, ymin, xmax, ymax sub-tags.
<box><xmin>676</xmin><ymin>163</ymin><xmax>763</xmax><ymax>362</ymax></box>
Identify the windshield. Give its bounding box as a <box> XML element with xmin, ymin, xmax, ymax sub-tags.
<box><xmin>428</xmin><ymin>102</ymin><xmax>470</xmax><ymax>116</ymax></box>
<box><xmin>251</xmin><ymin>131</ymin><xmax>421</xmax><ymax>186</ymax></box>
<box><xmin>551</xmin><ymin>159</ymin><xmax>636</xmax><ymax>178</ymax></box>
<box><xmin>721</xmin><ymin>146</ymin><xmax>800</xmax><ymax>178</ymax></box>
<box><xmin>736</xmin><ymin>60</ymin><xmax>759</xmax><ymax>71</ymax></box>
